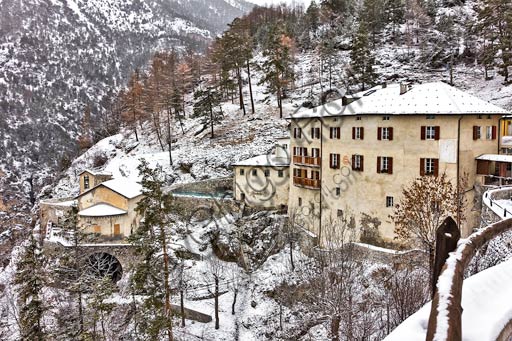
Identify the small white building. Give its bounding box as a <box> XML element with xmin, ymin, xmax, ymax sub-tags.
<box><xmin>232</xmin><ymin>138</ymin><xmax>290</xmax><ymax>209</ymax></box>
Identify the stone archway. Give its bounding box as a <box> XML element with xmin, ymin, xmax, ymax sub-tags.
<box><xmin>85</xmin><ymin>252</ymin><xmax>123</xmax><ymax>283</ymax></box>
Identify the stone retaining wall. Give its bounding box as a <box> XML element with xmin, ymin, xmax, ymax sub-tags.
<box><xmin>171</xmin><ymin>177</ymin><xmax>233</xmax><ymax>195</ymax></box>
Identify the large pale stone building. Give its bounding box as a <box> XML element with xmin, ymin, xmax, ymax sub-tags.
<box><xmin>234</xmin><ymin>82</ymin><xmax>511</xmax><ymax>244</ymax></box>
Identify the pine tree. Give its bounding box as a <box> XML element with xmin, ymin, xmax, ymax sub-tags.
<box><xmin>14</xmin><ymin>234</ymin><xmax>46</xmax><ymax>340</ymax></box>
<box><xmin>306</xmin><ymin>0</ymin><xmax>320</xmax><ymax>32</ymax></box>
<box><xmin>476</xmin><ymin>0</ymin><xmax>512</xmax><ymax>83</ymax></box>
<box><xmin>88</xmin><ymin>277</ymin><xmax>115</xmax><ymax>340</ymax></box>
<box><xmin>259</xmin><ymin>22</ymin><xmax>295</xmax><ymax>118</ymax></box>
<box><xmin>192</xmin><ymin>87</ymin><xmax>223</xmax><ymax>138</ymax></box>
<box><xmin>349</xmin><ymin>21</ymin><xmax>377</xmax><ymax>91</ymax></box>
<box><xmin>129</xmin><ymin>160</ymin><xmax>176</xmax><ymax>341</ymax></box>
<box><xmin>318</xmin><ymin>28</ymin><xmax>338</xmax><ymax>90</ymax></box>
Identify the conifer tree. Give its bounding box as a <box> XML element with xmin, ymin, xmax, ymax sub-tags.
<box><xmin>192</xmin><ymin>86</ymin><xmax>223</xmax><ymax>138</ymax></box>
<box><xmin>14</xmin><ymin>233</ymin><xmax>46</xmax><ymax>340</ymax></box>
<box><xmin>476</xmin><ymin>0</ymin><xmax>512</xmax><ymax>83</ymax></box>
<box><xmin>121</xmin><ymin>70</ymin><xmax>144</xmax><ymax>142</ymax></box>
<box><xmin>129</xmin><ymin>160</ymin><xmax>176</xmax><ymax>341</ymax></box>
<box><xmin>349</xmin><ymin>21</ymin><xmax>377</xmax><ymax>91</ymax></box>
<box><xmin>259</xmin><ymin>22</ymin><xmax>295</xmax><ymax>118</ymax></box>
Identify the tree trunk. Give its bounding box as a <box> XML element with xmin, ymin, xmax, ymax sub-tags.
<box><xmin>180</xmin><ymin>290</ymin><xmax>185</xmax><ymax>327</ymax></box>
<box><xmin>166</xmin><ymin>111</ymin><xmax>173</xmax><ymax>166</ymax></box>
<box><xmin>209</xmin><ymin>95</ymin><xmax>214</xmax><ymax>139</ymax></box>
<box><xmin>132</xmin><ymin>109</ymin><xmax>139</xmax><ymax>142</ymax></box>
<box><xmin>246</xmin><ymin>59</ymin><xmax>255</xmax><ymax>114</ymax></box>
<box><xmin>232</xmin><ymin>289</ymin><xmax>238</xmax><ymax>315</ymax></box>
<box><xmin>215</xmin><ymin>276</ymin><xmax>220</xmax><ymax>330</ymax></box>
<box><xmin>161</xmin><ymin>225</ymin><xmax>173</xmax><ymax>341</ymax></box>
<box><xmin>237</xmin><ymin>68</ymin><xmax>246</xmax><ymax>116</ymax></box>
<box><xmin>331</xmin><ymin>315</ymin><xmax>340</xmax><ymax>341</ymax></box>
<box><xmin>277</xmin><ymin>89</ymin><xmax>282</xmax><ymax>119</ymax></box>
<box><xmin>279</xmin><ymin>302</ymin><xmax>283</xmax><ymax>331</ymax></box>
<box><xmin>289</xmin><ymin>241</ymin><xmax>295</xmax><ymax>271</ymax></box>
<box><xmin>152</xmin><ymin>113</ymin><xmax>165</xmax><ymax>151</ymax></box>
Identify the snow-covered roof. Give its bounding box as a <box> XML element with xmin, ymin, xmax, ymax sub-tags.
<box><xmin>288</xmin><ymin>82</ymin><xmax>509</xmax><ymax>119</ymax></box>
<box><xmin>78</xmin><ymin>203</ymin><xmax>127</xmax><ymax>217</ymax></box>
<box><xmin>476</xmin><ymin>154</ymin><xmax>512</xmax><ymax>163</ymax></box>
<box><xmin>79</xmin><ymin>169</ymin><xmax>112</xmax><ymax>177</ymax></box>
<box><xmin>232</xmin><ymin>155</ymin><xmax>290</xmax><ymax>167</ymax></box>
<box><xmin>385</xmin><ymin>256</ymin><xmax>512</xmax><ymax>340</ymax></box>
<box><xmin>76</xmin><ymin>178</ymin><xmax>143</xmax><ymax>199</ymax></box>
<box><xmin>101</xmin><ymin>179</ymin><xmax>143</xmax><ymax>199</ymax></box>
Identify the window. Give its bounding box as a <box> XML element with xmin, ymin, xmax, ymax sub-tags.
<box><xmin>252</xmin><ymin>169</ymin><xmax>257</xmax><ymax>176</ymax></box>
<box><xmin>294</xmin><ymin>127</ymin><xmax>302</xmax><ymax>138</ymax></box>
<box><xmin>473</xmin><ymin>126</ymin><xmax>482</xmax><ymax>140</ymax></box>
<box><xmin>383</xmin><ymin>115</ymin><xmax>390</xmax><ymax>120</ymax></box>
<box><xmin>330</xmin><ymin>153</ymin><xmax>340</xmax><ymax>169</ymax></box>
<box><xmin>487</xmin><ymin>115</ymin><xmax>492</xmax><ymax>119</ymax></box>
<box><xmin>352</xmin><ymin>154</ymin><xmax>364</xmax><ymax>171</ymax></box>
<box><xmin>478</xmin><ymin>115</ymin><xmax>483</xmax><ymax>119</ymax></box>
<box><xmin>426</xmin><ymin>114</ymin><xmax>436</xmax><ymax>119</ymax></box>
<box><xmin>421</xmin><ymin>126</ymin><xmax>440</xmax><ymax>140</ymax></box>
<box><xmin>293</xmin><ymin>147</ymin><xmax>308</xmax><ymax>156</ymax></box>
<box><xmin>377</xmin><ymin>156</ymin><xmax>393</xmax><ymax>174</ymax></box>
<box><xmin>239</xmin><ymin>169</ymin><xmax>245</xmax><ymax>176</ymax></box>
<box><xmin>241</xmin><ymin>193</ymin><xmax>246</xmax><ymax>201</ymax></box>
<box><xmin>420</xmin><ymin>158</ymin><xmax>439</xmax><ymax>176</ymax></box>
<box><xmin>310</xmin><ymin>170</ymin><xmax>320</xmax><ymax>180</ymax></box>
<box><xmin>486</xmin><ymin>126</ymin><xmax>493</xmax><ymax>140</ymax></box>
<box><xmin>264</xmin><ymin>169</ymin><xmax>270</xmax><ymax>177</ymax></box>
<box><xmin>294</xmin><ymin>168</ymin><xmax>306</xmax><ymax>178</ymax></box>
<box><xmin>386</xmin><ymin>196</ymin><xmax>394</xmax><ymax>207</ymax></box>
<box><xmin>337</xmin><ymin>209</ymin><xmax>344</xmax><ymax>217</ymax></box>
<box><xmin>278</xmin><ymin>170</ymin><xmax>284</xmax><ymax>178</ymax></box>
<box><xmin>356</xmin><ymin>116</ymin><xmax>362</xmax><ymax>121</ymax></box>
<box><xmin>311</xmin><ymin>127</ymin><xmax>320</xmax><ymax>139</ymax></box>
<box><xmin>84</xmin><ymin>175</ymin><xmax>90</xmax><ymax>190</ymax></box>
<box><xmin>335</xmin><ymin>187</ymin><xmax>341</xmax><ymax>196</ymax></box>
<box><xmin>312</xmin><ymin>148</ymin><xmax>320</xmax><ymax>157</ymax></box>
<box><xmin>378</xmin><ymin>127</ymin><xmax>393</xmax><ymax>140</ymax></box>
<box><xmin>282</xmin><ymin>144</ymin><xmax>288</xmax><ymax>151</ymax></box>
<box><xmin>353</xmin><ymin>127</ymin><xmax>364</xmax><ymax>140</ymax></box>
<box><xmin>298</xmin><ymin>197</ymin><xmax>302</xmax><ymax>206</ymax></box>
<box><xmin>330</xmin><ymin>127</ymin><xmax>341</xmax><ymax>139</ymax></box>
<box><xmin>426</xmin><ymin>126</ymin><xmax>435</xmax><ymax>140</ymax></box>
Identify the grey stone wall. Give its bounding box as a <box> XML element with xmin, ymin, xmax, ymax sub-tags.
<box><xmin>170</xmin><ymin>177</ymin><xmax>233</xmax><ymax>195</ymax></box>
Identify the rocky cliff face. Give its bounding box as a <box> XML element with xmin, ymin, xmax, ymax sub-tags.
<box><xmin>0</xmin><ymin>0</ymin><xmax>252</xmax><ymax>235</ymax></box>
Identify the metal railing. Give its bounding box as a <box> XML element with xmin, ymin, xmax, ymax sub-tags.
<box><xmin>293</xmin><ymin>156</ymin><xmax>321</xmax><ymax>167</ymax></box>
<box><xmin>293</xmin><ymin>177</ymin><xmax>321</xmax><ymax>189</ymax></box>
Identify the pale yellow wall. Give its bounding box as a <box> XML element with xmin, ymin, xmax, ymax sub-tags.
<box><xmin>288</xmin><ymin>114</ymin><xmax>501</xmax><ymax>244</ymax></box>
<box><xmin>78</xmin><ymin>186</ymin><xmax>128</xmax><ymax>211</ymax></box>
<box><xmin>79</xmin><ymin>172</ymin><xmax>112</xmax><ymax>193</ymax></box>
<box><xmin>234</xmin><ymin>166</ymin><xmax>289</xmax><ymax>208</ymax></box>
<box><xmin>78</xmin><ymin>195</ymin><xmax>143</xmax><ymax>238</ymax></box>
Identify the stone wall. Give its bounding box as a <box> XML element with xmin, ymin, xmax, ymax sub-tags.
<box><xmin>172</xmin><ymin>196</ymin><xmax>241</xmax><ymax>222</ymax></box>
<box><xmin>170</xmin><ymin>177</ymin><xmax>233</xmax><ymax>195</ymax></box>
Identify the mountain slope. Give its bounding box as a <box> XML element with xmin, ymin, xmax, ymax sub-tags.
<box><xmin>0</xmin><ymin>0</ymin><xmax>253</xmax><ymax>234</ymax></box>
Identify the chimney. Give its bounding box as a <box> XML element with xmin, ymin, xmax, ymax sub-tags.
<box><xmin>382</xmin><ymin>82</ymin><xmax>387</xmax><ymax>89</ymax></box>
<box><xmin>400</xmin><ymin>83</ymin><xmax>408</xmax><ymax>95</ymax></box>
<box><xmin>342</xmin><ymin>96</ymin><xmax>348</xmax><ymax>106</ymax></box>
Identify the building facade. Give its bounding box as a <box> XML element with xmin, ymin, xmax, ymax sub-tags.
<box><xmin>286</xmin><ymin>82</ymin><xmax>509</xmax><ymax>243</ymax></box>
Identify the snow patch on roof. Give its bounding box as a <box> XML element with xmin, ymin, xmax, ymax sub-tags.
<box><xmin>477</xmin><ymin>154</ymin><xmax>512</xmax><ymax>163</ymax></box>
<box><xmin>101</xmin><ymin>179</ymin><xmax>143</xmax><ymax>199</ymax></box>
<box><xmin>78</xmin><ymin>203</ymin><xmax>127</xmax><ymax>217</ymax></box>
<box><xmin>289</xmin><ymin>82</ymin><xmax>509</xmax><ymax>119</ymax></box>
<box><xmin>232</xmin><ymin>154</ymin><xmax>290</xmax><ymax>167</ymax></box>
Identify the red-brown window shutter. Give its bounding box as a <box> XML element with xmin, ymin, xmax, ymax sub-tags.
<box><xmin>361</xmin><ymin>127</ymin><xmax>364</xmax><ymax>140</ymax></box>
<box><xmin>351</xmin><ymin>154</ymin><xmax>356</xmax><ymax>170</ymax></box>
<box><xmin>434</xmin><ymin>159</ymin><xmax>439</xmax><ymax>177</ymax></box>
<box><xmin>352</xmin><ymin>127</ymin><xmax>355</xmax><ymax>139</ymax></box>
<box><xmin>421</xmin><ymin>126</ymin><xmax>426</xmax><ymax>140</ymax></box>
<box><xmin>434</xmin><ymin>126</ymin><xmax>440</xmax><ymax>140</ymax></box>
<box><xmin>389</xmin><ymin>127</ymin><xmax>394</xmax><ymax>141</ymax></box>
<box><xmin>388</xmin><ymin>157</ymin><xmax>393</xmax><ymax>174</ymax></box>
<box><xmin>330</xmin><ymin>128</ymin><xmax>333</xmax><ymax>139</ymax></box>
<box><xmin>473</xmin><ymin>126</ymin><xmax>478</xmax><ymax>140</ymax></box>
<box><xmin>492</xmin><ymin>126</ymin><xmax>497</xmax><ymax>140</ymax></box>
<box><xmin>361</xmin><ymin>155</ymin><xmax>364</xmax><ymax>171</ymax></box>
<box><xmin>329</xmin><ymin>154</ymin><xmax>333</xmax><ymax>168</ymax></box>
<box><xmin>377</xmin><ymin>157</ymin><xmax>381</xmax><ymax>173</ymax></box>
<box><xmin>377</xmin><ymin>127</ymin><xmax>382</xmax><ymax>140</ymax></box>
<box><xmin>337</xmin><ymin>127</ymin><xmax>340</xmax><ymax>139</ymax></box>
<box><xmin>420</xmin><ymin>158</ymin><xmax>425</xmax><ymax>176</ymax></box>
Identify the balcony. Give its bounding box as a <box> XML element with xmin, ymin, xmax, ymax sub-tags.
<box><xmin>293</xmin><ymin>177</ymin><xmax>321</xmax><ymax>189</ymax></box>
<box><xmin>293</xmin><ymin>156</ymin><xmax>321</xmax><ymax>167</ymax></box>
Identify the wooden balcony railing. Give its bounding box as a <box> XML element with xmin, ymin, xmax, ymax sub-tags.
<box><xmin>293</xmin><ymin>177</ymin><xmax>321</xmax><ymax>189</ymax></box>
<box><xmin>293</xmin><ymin>156</ymin><xmax>321</xmax><ymax>167</ymax></box>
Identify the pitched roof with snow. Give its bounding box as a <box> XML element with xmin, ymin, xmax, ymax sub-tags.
<box><xmin>78</xmin><ymin>203</ymin><xmax>127</xmax><ymax>217</ymax></box>
<box><xmin>76</xmin><ymin>178</ymin><xmax>143</xmax><ymax>199</ymax></box>
<box><xmin>79</xmin><ymin>169</ymin><xmax>112</xmax><ymax>177</ymax></box>
<box><xmin>232</xmin><ymin>155</ymin><xmax>290</xmax><ymax>167</ymax></box>
<box><xmin>287</xmin><ymin>82</ymin><xmax>509</xmax><ymax>119</ymax></box>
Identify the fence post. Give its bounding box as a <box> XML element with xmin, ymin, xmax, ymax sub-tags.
<box><xmin>431</xmin><ymin>217</ymin><xmax>460</xmax><ymax>299</ymax></box>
